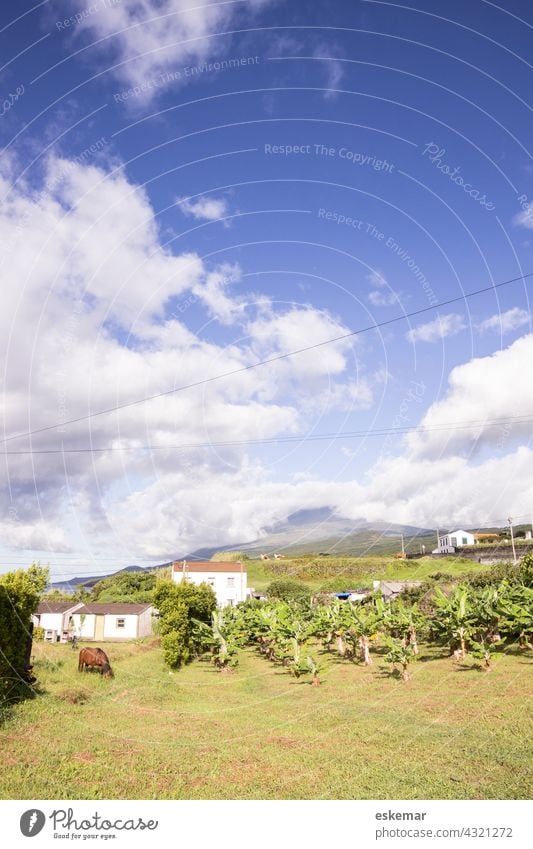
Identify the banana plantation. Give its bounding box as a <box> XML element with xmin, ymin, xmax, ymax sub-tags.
<box><xmin>193</xmin><ymin>576</ymin><xmax>533</xmax><ymax>684</ymax></box>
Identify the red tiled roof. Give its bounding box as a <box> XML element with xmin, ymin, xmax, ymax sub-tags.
<box><xmin>172</xmin><ymin>560</ymin><xmax>246</xmax><ymax>573</ymax></box>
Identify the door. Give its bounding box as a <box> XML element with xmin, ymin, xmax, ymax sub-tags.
<box><xmin>95</xmin><ymin>615</ymin><xmax>105</xmax><ymax>641</ymax></box>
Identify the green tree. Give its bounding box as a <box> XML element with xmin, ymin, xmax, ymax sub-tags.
<box><xmin>153</xmin><ymin>581</ymin><xmax>217</xmax><ymax>669</ymax></box>
<box><xmin>266</xmin><ymin>580</ymin><xmax>312</xmax><ymax>603</ymax></box>
<box><xmin>0</xmin><ymin>564</ymin><xmax>48</xmax><ymax>707</ymax></box>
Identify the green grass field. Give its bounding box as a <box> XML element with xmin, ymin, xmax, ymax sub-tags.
<box><xmin>1</xmin><ymin>638</ymin><xmax>531</xmax><ymax>800</ymax></box>
<box><xmin>245</xmin><ymin>554</ymin><xmax>489</xmax><ymax>592</ymax></box>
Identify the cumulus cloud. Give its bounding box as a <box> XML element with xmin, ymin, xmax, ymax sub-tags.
<box><xmin>478</xmin><ymin>307</ymin><xmax>530</xmax><ymax>334</ymax></box>
<box><xmin>367</xmin><ymin>270</ymin><xmax>387</xmax><ymax>288</ymax></box>
<box><xmin>407</xmin><ymin>333</ymin><xmax>533</xmax><ymax>457</ymax></box>
<box><xmin>67</xmin><ymin>0</ymin><xmax>272</xmax><ymax>96</ymax></box>
<box><xmin>366</xmin><ymin>270</ymin><xmax>399</xmax><ymax>306</ymax></box>
<box><xmin>177</xmin><ymin>194</ymin><xmax>229</xmax><ymax>222</ymax></box>
<box><xmin>513</xmin><ymin>204</ymin><xmax>533</xmax><ymax>229</ymax></box>
<box><xmin>406</xmin><ymin>313</ymin><xmax>466</xmax><ymax>343</ymax></box>
<box><xmin>0</xmin><ymin>152</ymin><xmax>366</xmax><ymax>561</ymax></box>
<box><xmin>368</xmin><ymin>290</ymin><xmax>398</xmax><ymax>307</ymax></box>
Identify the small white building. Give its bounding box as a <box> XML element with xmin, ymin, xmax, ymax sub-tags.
<box><xmin>172</xmin><ymin>560</ymin><xmax>247</xmax><ymax>607</ymax></box>
<box><xmin>70</xmin><ymin>603</ymin><xmax>154</xmax><ymax>641</ymax></box>
<box><xmin>373</xmin><ymin>580</ymin><xmax>423</xmax><ymax>600</ymax></box>
<box><xmin>32</xmin><ymin>601</ymin><xmax>84</xmax><ymax>642</ymax></box>
<box><xmin>434</xmin><ymin>530</ymin><xmax>476</xmax><ymax>554</ymax></box>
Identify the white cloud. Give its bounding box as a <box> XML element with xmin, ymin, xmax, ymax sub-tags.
<box><xmin>478</xmin><ymin>307</ymin><xmax>530</xmax><ymax>334</ymax></box>
<box><xmin>367</xmin><ymin>270</ymin><xmax>387</xmax><ymax>288</ymax></box>
<box><xmin>406</xmin><ymin>313</ymin><xmax>466</xmax><ymax>343</ymax></box>
<box><xmin>177</xmin><ymin>194</ymin><xmax>229</xmax><ymax>222</ymax></box>
<box><xmin>513</xmin><ymin>204</ymin><xmax>533</xmax><ymax>229</ymax></box>
<box><xmin>0</xmin><ymin>153</ymin><xmax>368</xmax><ymax>561</ymax></box>
<box><xmin>407</xmin><ymin>333</ymin><xmax>533</xmax><ymax>458</ymax></box>
<box><xmin>313</xmin><ymin>43</ymin><xmax>344</xmax><ymax>100</ymax></box>
<box><xmin>368</xmin><ymin>289</ymin><xmax>398</xmax><ymax>307</ymax></box>
<box><xmin>68</xmin><ymin>0</ymin><xmax>272</xmax><ymax>96</ymax></box>
<box><xmin>3</xmin><ymin>152</ymin><xmax>533</xmax><ymax>565</ymax></box>
<box><xmin>366</xmin><ymin>270</ymin><xmax>399</xmax><ymax>306</ymax></box>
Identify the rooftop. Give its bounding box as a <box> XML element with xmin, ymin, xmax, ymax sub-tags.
<box><xmin>36</xmin><ymin>601</ymin><xmax>82</xmax><ymax>614</ymax></box>
<box><xmin>173</xmin><ymin>560</ymin><xmax>246</xmax><ymax>574</ymax></box>
<box><xmin>74</xmin><ymin>603</ymin><xmax>153</xmax><ymax>615</ymax></box>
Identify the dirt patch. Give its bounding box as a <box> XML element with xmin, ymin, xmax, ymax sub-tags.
<box><xmin>58</xmin><ymin>688</ymin><xmax>90</xmax><ymax>705</ymax></box>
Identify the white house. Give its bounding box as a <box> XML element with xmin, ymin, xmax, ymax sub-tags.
<box><xmin>434</xmin><ymin>530</ymin><xmax>476</xmax><ymax>554</ymax></box>
<box><xmin>32</xmin><ymin>601</ymin><xmax>84</xmax><ymax>642</ymax></box>
<box><xmin>172</xmin><ymin>560</ymin><xmax>247</xmax><ymax>607</ymax></box>
<box><xmin>70</xmin><ymin>603</ymin><xmax>154</xmax><ymax>641</ymax></box>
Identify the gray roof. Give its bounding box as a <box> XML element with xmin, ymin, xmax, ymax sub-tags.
<box><xmin>36</xmin><ymin>601</ymin><xmax>82</xmax><ymax>614</ymax></box>
<box><xmin>74</xmin><ymin>603</ymin><xmax>152</xmax><ymax>616</ymax></box>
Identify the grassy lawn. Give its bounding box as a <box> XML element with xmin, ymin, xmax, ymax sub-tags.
<box><xmin>1</xmin><ymin>639</ymin><xmax>531</xmax><ymax>800</ymax></box>
<box><xmin>246</xmin><ymin>554</ymin><xmax>489</xmax><ymax>592</ymax></box>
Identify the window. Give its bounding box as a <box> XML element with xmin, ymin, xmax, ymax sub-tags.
<box><xmin>208</xmin><ymin>577</ymin><xmax>216</xmax><ymax>587</ymax></box>
<box><xmin>462</xmin><ymin>537</ymin><xmax>468</xmax><ymax>545</ymax></box>
<box><xmin>116</xmin><ymin>618</ymin><xmax>125</xmax><ymax>629</ymax></box>
<box><xmin>451</xmin><ymin>537</ymin><xmax>457</xmax><ymax>547</ymax></box>
<box><xmin>227</xmin><ymin>576</ymin><xmax>235</xmax><ymax>588</ymax></box>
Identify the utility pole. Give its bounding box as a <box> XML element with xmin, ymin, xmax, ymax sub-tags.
<box><xmin>401</xmin><ymin>534</ymin><xmax>405</xmax><ymax>558</ymax></box>
<box><xmin>508</xmin><ymin>517</ymin><xmax>517</xmax><ymax>565</ymax></box>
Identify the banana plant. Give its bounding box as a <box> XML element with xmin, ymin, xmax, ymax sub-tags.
<box><xmin>306</xmin><ymin>654</ymin><xmax>322</xmax><ymax>686</ymax></box>
<box><xmin>431</xmin><ymin>585</ymin><xmax>476</xmax><ymax>659</ymax></box>
<box><xmin>469</xmin><ymin>635</ymin><xmax>500</xmax><ymax>670</ymax></box>
<box><xmin>383</xmin><ymin>636</ymin><xmax>417</xmax><ymax>681</ymax></box>
<box><xmin>211</xmin><ymin>610</ymin><xmax>239</xmax><ymax>672</ymax></box>
<box><xmin>385</xmin><ymin>598</ymin><xmax>424</xmax><ymax>655</ymax></box>
<box><xmin>497</xmin><ymin>585</ymin><xmax>533</xmax><ymax>648</ymax></box>
<box><xmin>348</xmin><ymin>601</ymin><xmax>384</xmax><ymax>665</ymax></box>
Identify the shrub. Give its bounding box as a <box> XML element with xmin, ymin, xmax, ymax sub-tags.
<box><xmin>467</xmin><ymin>557</ymin><xmax>533</xmax><ymax>589</ymax></box>
<box><xmin>0</xmin><ymin>564</ymin><xmax>48</xmax><ymax>706</ymax></box>
<box><xmin>153</xmin><ymin>581</ymin><xmax>217</xmax><ymax>669</ymax></box>
<box><xmin>266</xmin><ymin>580</ymin><xmax>312</xmax><ymax>602</ymax></box>
<box><xmin>33</xmin><ymin>626</ymin><xmax>45</xmax><ymax>642</ymax></box>
<box><xmin>161</xmin><ymin>631</ymin><xmax>190</xmax><ymax>669</ymax></box>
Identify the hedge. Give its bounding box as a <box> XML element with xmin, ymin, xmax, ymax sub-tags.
<box><xmin>0</xmin><ymin>564</ymin><xmax>48</xmax><ymax>709</ymax></box>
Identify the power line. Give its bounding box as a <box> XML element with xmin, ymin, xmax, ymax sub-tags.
<box><xmin>0</xmin><ymin>413</ymin><xmax>532</xmax><ymax>456</ymax></box>
<box><xmin>1</xmin><ymin>270</ymin><xmax>531</xmax><ymax>446</ymax></box>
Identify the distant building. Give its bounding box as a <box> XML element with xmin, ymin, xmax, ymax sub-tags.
<box><xmin>373</xmin><ymin>580</ymin><xmax>423</xmax><ymax>600</ymax></box>
<box><xmin>32</xmin><ymin>601</ymin><xmax>84</xmax><ymax>643</ymax></box>
<box><xmin>172</xmin><ymin>560</ymin><xmax>247</xmax><ymax>607</ymax></box>
<box><xmin>70</xmin><ymin>603</ymin><xmax>154</xmax><ymax>641</ymax></box>
<box><xmin>434</xmin><ymin>530</ymin><xmax>476</xmax><ymax>554</ymax></box>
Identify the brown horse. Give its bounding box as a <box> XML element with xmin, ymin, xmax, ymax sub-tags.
<box><xmin>78</xmin><ymin>647</ymin><xmax>114</xmax><ymax>678</ymax></box>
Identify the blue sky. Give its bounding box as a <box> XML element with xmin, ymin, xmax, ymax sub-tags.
<box><xmin>0</xmin><ymin>0</ymin><xmax>532</xmax><ymax>579</ymax></box>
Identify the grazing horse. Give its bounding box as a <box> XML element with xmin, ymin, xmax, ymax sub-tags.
<box><xmin>78</xmin><ymin>647</ymin><xmax>114</xmax><ymax>678</ymax></box>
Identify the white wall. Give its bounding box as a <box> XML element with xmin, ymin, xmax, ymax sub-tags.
<box><xmin>71</xmin><ymin>613</ymin><xmax>96</xmax><ymax>639</ymax></box>
<box><xmin>70</xmin><ymin>610</ymin><xmax>153</xmax><ymax>640</ymax></box>
<box><xmin>34</xmin><ymin>612</ymin><xmax>63</xmax><ymax>633</ymax></box>
<box><xmin>137</xmin><ymin>607</ymin><xmax>153</xmax><ymax>637</ymax></box>
<box><xmin>103</xmin><ymin>614</ymin><xmax>138</xmax><ymax>639</ymax></box>
<box><xmin>173</xmin><ymin>570</ymin><xmax>247</xmax><ymax>607</ymax></box>
<box><xmin>438</xmin><ymin>530</ymin><xmax>476</xmax><ymax>552</ymax></box>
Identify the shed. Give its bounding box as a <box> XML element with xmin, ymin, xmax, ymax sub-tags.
<box><xmin>70</xmin><ymin>603</ymin><xmax>154</xmax><ymax>641</ymax></box>
<box><xmin>373</xmin><ymin>580</ymin><xmax>423</xmax><ymax>600</ymax></box>
<box><xmin>32</xmin><ymin>601</ymin><xmax>84</xmax><ymax>643</ymax></box>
